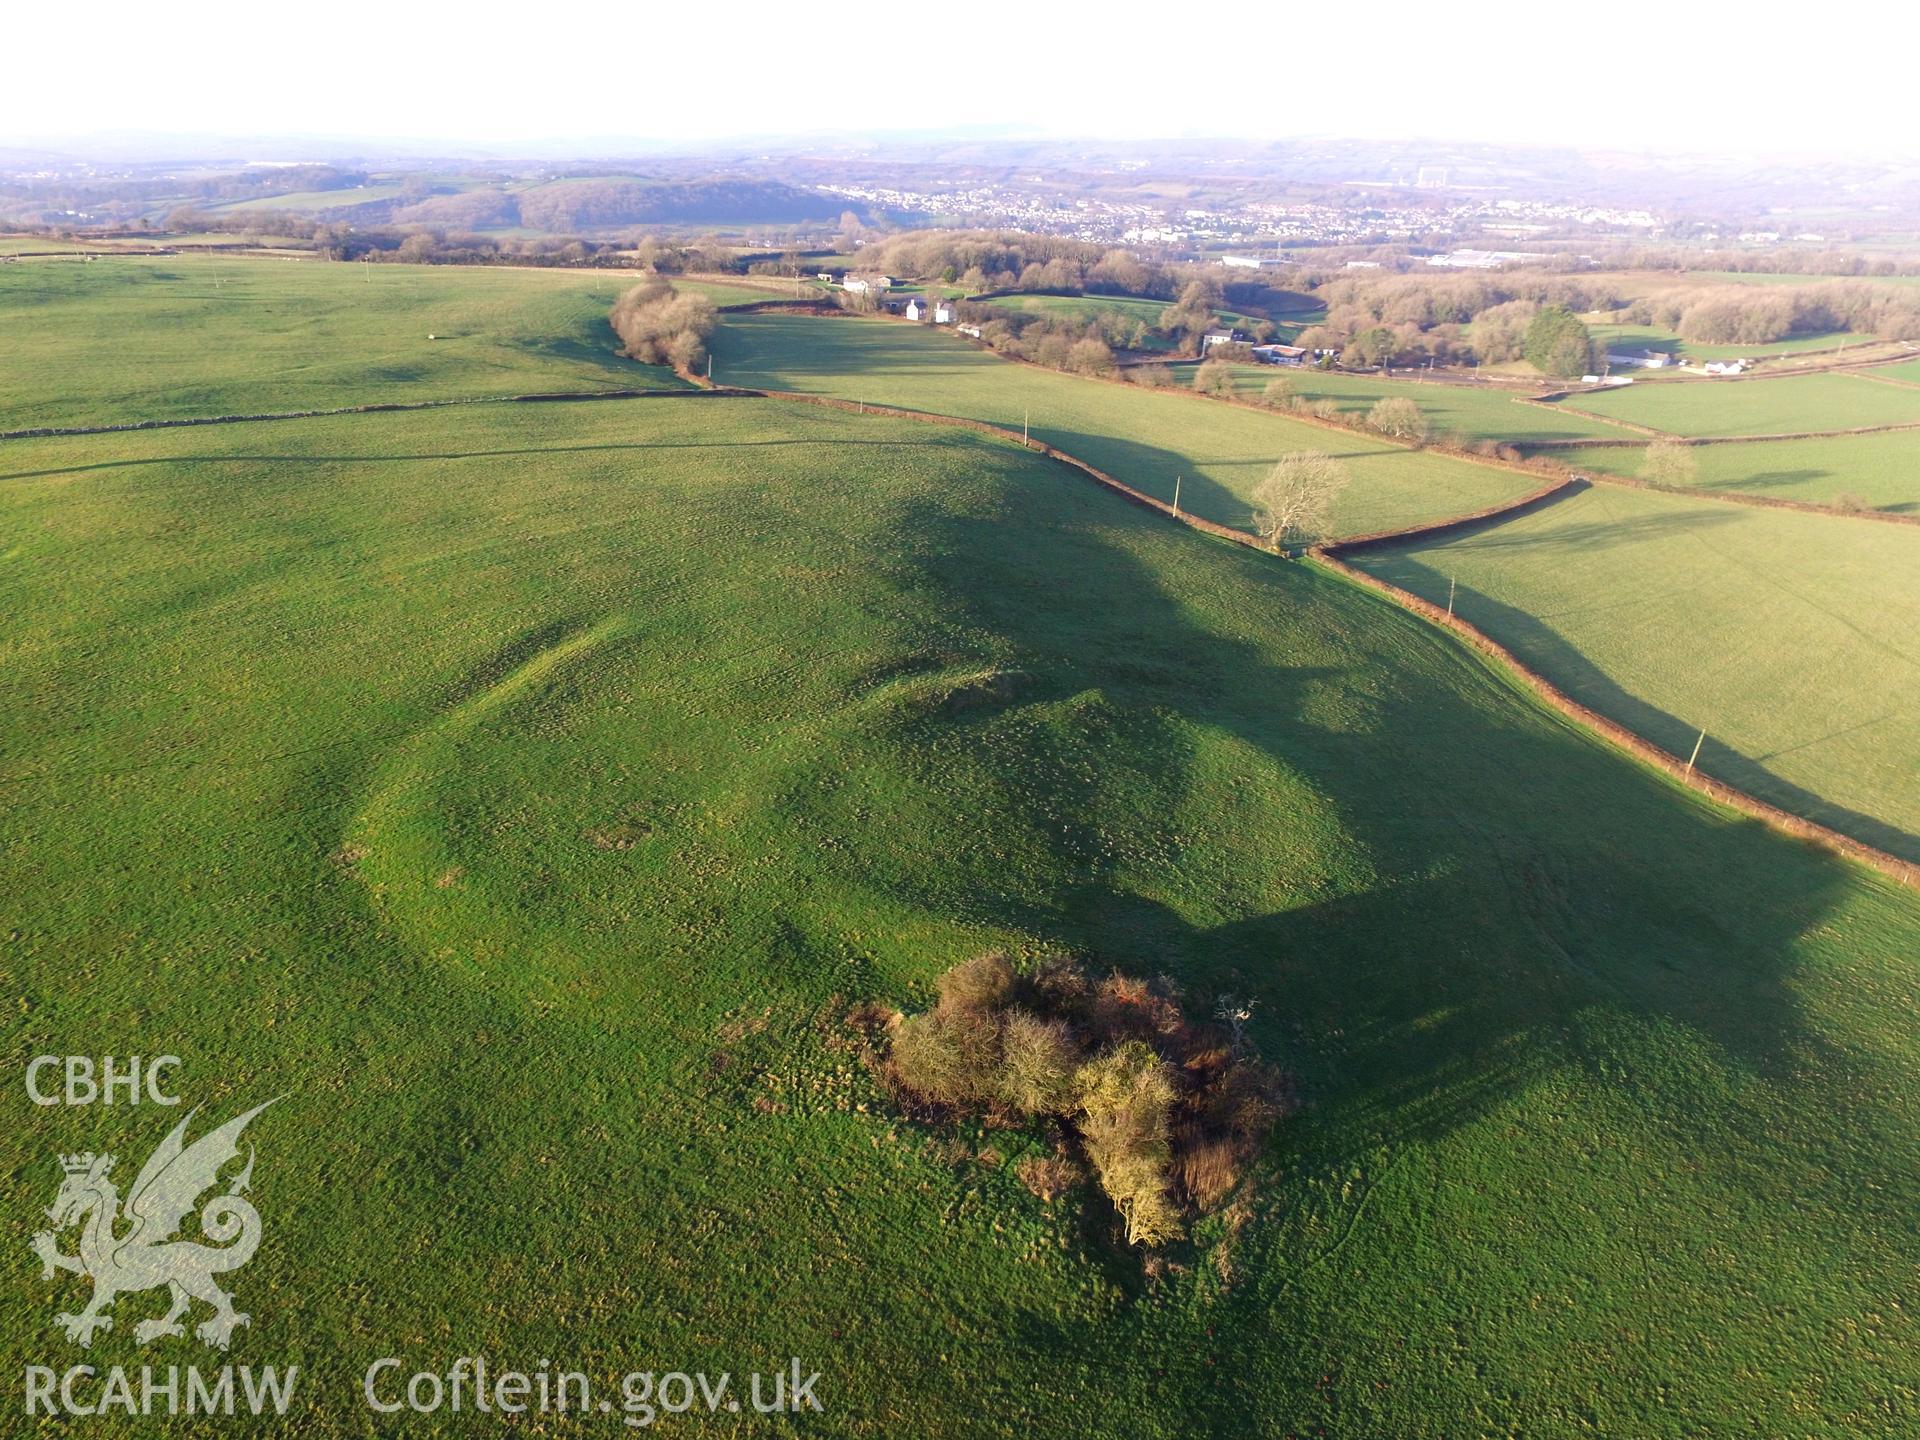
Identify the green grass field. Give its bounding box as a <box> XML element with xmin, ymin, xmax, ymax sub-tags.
<box><xmin>1548</xmin><ymin>431</ymin><xmax>1920</xmax><ymax>510</ymax></box>
<box><xmin>1349</xmin><ymin>484</ymin><xmax>1920</xmax><ymax>860</ymax></box>
<box><xmin>0</xmin><ymin>235</ymin><xmax>90</xmax><ymax>254</ymax></box>
<box><xmin>1703</xmin><ymin>270</ymin><xmax>1920</xmax><ymax>290</ymax></box>
<box><xmin>1589</xmin><ymin>321</ymin><xmax>1865</xmax><ymax>362</ymax></box>
<box><xmin>1554</xmin><ymin>371</ymin><xmax>1920</xmax><ymax>437</ymax></box>
<box><xmin>6</xmin><ymin>395</ymin><xmax>1920</xmax><ymax>1435</ymax></box>
<box><xmin>1870</xmin><ymin>357</ymin><xmax>1920</xmax><ymax>384</ymax></box>
<box><xmin>210</xmin><ymin>184</ymin><xmax>408</xmax><ymax>213</ymax></box>
<box><xmin>0</xmin><ymin>255</ymin><xmax>708</xmax><ymax>428</ymax></box>
<box><xmin>710</xmin><ymin>311</ymin><xmax>1543</xmax><ymax>539</ymax></box>
<box><xmin>1224</xmin><ymin>367</ymin><xmax>1642</xmax><ymax>442</ymax></box>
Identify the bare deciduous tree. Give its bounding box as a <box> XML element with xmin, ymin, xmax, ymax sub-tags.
<box><xmin>1641</xmin><ymin>439</ymin><xmax>1698</xmax><ymax>487</ymax></box>
<box><xmin>1366</xmin><ymin>395</ymin><xmax>1429</xmax><ymax>441</ymax></box>
<box><xmin>1252</xmin><ymin>451</ymin><xmax>1350</xmax><ymax>551</ymax></box>
<box><xmin>609</xmin><ymin>279</ymin><xmax>717</xmax><ymax>372</ymax></box>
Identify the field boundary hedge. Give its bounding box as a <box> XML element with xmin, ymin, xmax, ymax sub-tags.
<box><xmin>716</xmin><ymin>299</ymin><xmax>844</xmax><ymax>315</ymax></box>
<box><xmin>814</xmin><ymin>309</ymin><xmax>1580</xmax><ymax>486</ymax></box>
<box><xmin>0</xmin><ymin>386</ymin><xmax>750</xmax><ymax>442</ymax></box>
<box><xmin>1310</xmin><ymin>547</ymin><xmax>1919</xmax><ymax>888</ymax></box>
<box><xmin>1564</xmin><ymin>466</ymin><xmax>1920</xmax><ymax>528</ymax></box>
<box><xmin>1526</xmin><ymin>416</ymin><xmax>1920</xmax><ymax>448</ymax></box>
<box><xmin>1313</xmin><ymin>475</ymin><xmax>1584</xmax><ymax>551</ymax></box>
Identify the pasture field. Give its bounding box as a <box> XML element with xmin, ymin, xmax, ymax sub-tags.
<box><xmin>1589</xmin><ymin>321</ymin><xmax>1864</xmax><ymax>362</ymax></box>
<box><xmin>5</xmin><ymin>396</ymin><xmax>1919</xmax><ymax>1436</ymax></box>
<box><xmin>0</xmin><ymin>235</ymin><xmax>90</xmax><ymax>253</ymax></box>
<box><xmin>0</xmin><ymin>254</ymin><xmax>703</xmax><ymax>429</ymax></box>
<box><xmin>1222</xmin><ymin>366</ymin><xmax>1641</xmax><ymax>442</ymax></box>
<box><xmin>1702</xmin><ymin>270</ymin><xmax>1920</xmax><ymax>290</ymax></box>
<box><xmin>709</xmin><ymin>310</ymin><xmax>1543</xmax><ymax>538</ymax></box>
<box><xmin>211</xmin><ymin>183</ymin><xmax>409</xmax><ymax>213</ymax></box>
<box><xmin>1554</xmin><ymin>370</ymin><xmax>1920</xmax><ymax>437</ymax></box>
<box><xmin>666</xmin><ymin>275</ymin><xmax>813</xmax><ymax>306</ymax></box>
<box><xmin>1348</xmin><ymin>483</ymin><xmax>1920</xmax><ymax>861</ymax></box>
<box><xmin>1548</xmin><ymin>431</ymin><xmax>1920</xmax><ymax>511</ymax></box>
<box><xmin>1871</xmin><ymin>357</ymin><xmax>1920</xmax><ymax>384</ymax></box>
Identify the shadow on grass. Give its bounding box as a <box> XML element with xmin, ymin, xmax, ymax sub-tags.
<box><xmin>1360</xmin><ymin>549</ymin><xmax>1919</xmax><ymax>863</ymax></box>
<box><xmin>828</xmin><ymin>478</ymin><xmax>1866</xmax><ymax>1127</ymax></box>
<box><xmin>816</xmin><ymin>475</ymin><xmax>1881</xmax><ymax>1423</ymax></box>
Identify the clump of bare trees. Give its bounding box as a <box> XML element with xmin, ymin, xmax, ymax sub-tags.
<box><xmin>885</xmin><ymin>952</ymin><xmax>1292</xmax><ymax>1248</ymax></box>
<box><xmin>1252</xmin><ymin>451</ymin><xmax>1351</xmax><ymax>550</ymax></box>
<box><xmin>848</xmin><ymin>230</ymin><xmax>1182</xmax><ymax>299</ymax></box>
<box><xmin>1191</xmin><ymin>360</ymin><xmax>1237</xmax><ymax>397</ymax></box>
<box><xmin>1622</xmin><ymin>279</ymin><xmax>1920</xmax><ymax>345</ymax></box>
<box><xmin>608</xmin><ymin>279</ymin><xmax>717</xmax><ymax>372</ymax></box>
<box><xmin>1640</xmin><ymin>439</ymin><xmax>1699</xmax><ymax>487</ymax></box>
<box><xmin>1366</xmin><ymin>395</ymin><xmax>1429</xmax><ymax>442</ymax></box>
<box><xmin>952</xmin><ymin>303</ymin><xmax>1120</xmax><ymax>376</ymax></box>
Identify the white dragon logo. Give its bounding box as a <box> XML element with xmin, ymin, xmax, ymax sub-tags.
<box><xmin>29</xmin><ymin>1100</ymin><xmax>278</xmax><ymax>1350</ymax></box>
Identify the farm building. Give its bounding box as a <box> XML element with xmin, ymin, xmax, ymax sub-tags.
<box><xmin>842</xmin><ymin>276</ymin><xmax>871</xmax><ymax>296</ymax></box>
<box><xmin>1201</xmin><ymin>327</ymin><xmax>1247</xmax><ymax>350</ymax></box>
<box><xmin>1606</xmin><ymin>350</ymin><xmax>1671</xmax><ymax>370</ymax></box>
<box><xmin>1426</xmin><ymin>249</ymin><xmax>1542</xmax><ymax>269</ymax></box>
<box><xmin>1250</xmin><ymin>343</ymin><xmax>1308</xmax><ymax>366</ymax></box>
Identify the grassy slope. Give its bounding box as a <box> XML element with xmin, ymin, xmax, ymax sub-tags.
<box><xmin>1223</xmin><ymin>367</ymin><xmax>1641</xmax><ymax>442</ymax></box>
<box><xmin>1550</xmin><ymin>431</ymin><xmax>1920</xmax><ymax>510</ymax></box>
<box><xmin>0</xmin><ymin>255</ymin><xmax>698</xmax><ymax>429</ymax></box>
<box><xmin>710</xmin><ymin>311</ymin><xmax>1541</xmax><ymax>539</ymax></box>
<box><xmin>1349</xmin><ymin>484</ymin><xmax>1920</xmax><ymax>860</ymax></box>
<box><xmin>4</xmin><ymin>398</ymin><xmax>1918</xmax><ymax>1437</ymax></box>
<box><xmin>1555</xmin><ymin>372</ymin><xmax>1920</xmax><ymax>437</ymax></box>
<box><xmin>1871</xmin><ymin>357</ymin><xmax>1920</xmax><ymax>384</ymax></box>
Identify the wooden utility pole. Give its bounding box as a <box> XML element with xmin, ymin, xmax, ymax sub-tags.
<box><xmin>1172</xmin><ymin>475</ymin><xmax>1182</xmax><ymax>518</ymax></box>
<box><xmin>1686</xmin><ymin>727</ymin><xmax>1707</xmax><ymax>778</ymax></box>
<box><xmin>1447</xmin><ymin>575</ymin><xmax>1456</xmax><ymax>617</ymax></box>
<box><xmin>1023</xmin><ymin>410</ymin><xmax>1029</xmax><ymax>445</ymax></box>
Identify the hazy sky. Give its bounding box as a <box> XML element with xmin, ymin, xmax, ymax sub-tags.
<box><xmin>7</xmin><ymin>3</ymin><xmax>1913</xmax><ymax>159</ymax></box>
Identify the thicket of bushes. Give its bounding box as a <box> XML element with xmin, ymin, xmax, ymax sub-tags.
<box><xmin>608</xmin><ymin>279</ymin><xmax>717</xmax><ymax>371</ymax></box>
<box><xmin>886</xmin><ymin>953</ymin><xmax>1292</xmax><ymax>1247</ymax></box>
